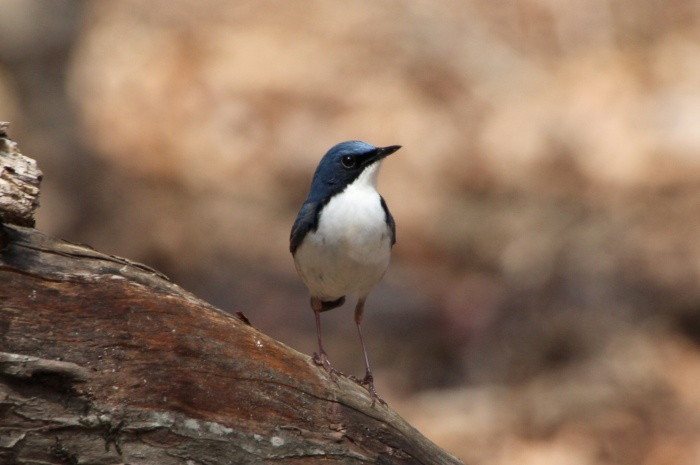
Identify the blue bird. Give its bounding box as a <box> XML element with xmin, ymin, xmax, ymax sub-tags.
<box><xmin>290</xmin><ymin>140</ymin><xmax>401</xmax><ymax>404</ymax></box>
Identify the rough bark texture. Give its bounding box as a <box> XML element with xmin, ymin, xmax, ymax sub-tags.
<box><xmin>0</xmin><ymin>123</ymin><xmax>42</xmax><ymax>228</ymax></box>
<box><xmin>0</xmin><ymin>122</ymin><xmax>464</xmax><ymax>465</ymax></box>
<box><xmin>0</xmin><ymin>224</ymin><xmax>464</xmax><ymax>464</ymax></box>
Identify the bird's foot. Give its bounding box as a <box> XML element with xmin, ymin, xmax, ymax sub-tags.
<box><xmin>350</xmin><ymin>373</ymin><xmax>387</xmax><ymax>407</ymax></box>
<box><xmin>313</xmin><ymin>351</ymin><xmax>344</xmax><ymax>382</ymax></box>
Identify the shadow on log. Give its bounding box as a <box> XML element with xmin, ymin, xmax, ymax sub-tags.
<box><xmin>0</xmin><ymin>121</ymin><xmax>464</xmax><ymax>464</ymax></box>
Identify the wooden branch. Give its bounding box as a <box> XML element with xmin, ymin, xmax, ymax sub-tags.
<box><xmin>0</xmin><ymin>122</ymin><xmax>42</xmax><ymax>227</ymax></box>
<box><xmin>0</xmin><ymin>127</ymin><xmax>464</xmax><ymax>464</ymax></box>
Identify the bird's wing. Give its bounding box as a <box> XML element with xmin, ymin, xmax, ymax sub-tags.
<box><xmin>290</xmin><ymin>200</ymin><xmax>320</xmax><ymax>255</ymax></box>
<box><xmin>380</xmin><ymin>195</ymin><xmax>396</xmax><ymax>246</ymax></box>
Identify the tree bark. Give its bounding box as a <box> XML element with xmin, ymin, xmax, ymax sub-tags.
<box><xmin>0</xmin><ymin>126</ymin><xmax>464</xmax><ymax>464</ymax></box>
<box><xmin>0</xmin><ymin>122</ymin><xmax>42</xmax><ymax>228</ymax></box>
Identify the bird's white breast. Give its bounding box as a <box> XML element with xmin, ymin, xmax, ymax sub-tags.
<box><xmin>294</xmin><ymin>164</ymin><xmax>392</xmax><ymax>300</ymax></box>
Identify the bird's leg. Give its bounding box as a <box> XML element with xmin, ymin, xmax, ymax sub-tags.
<box><xmin>311</xmin><ymin>297</ymin><xmax>343</xmax><ymax>380</ymax></box>
<box><xmin>352</xmin><ymin>298</ymin><xmax>387</xmax><ymax>407</ymax></box>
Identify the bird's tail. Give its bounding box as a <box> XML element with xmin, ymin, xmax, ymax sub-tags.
<box><xmin>320</xmin><ymin>296</ymin><xmax>345</xmax><ymax>312</ymax></box>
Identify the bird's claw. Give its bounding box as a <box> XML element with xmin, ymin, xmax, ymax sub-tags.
<box><xmin>350</xmin><ymin>373</ymin><xmax>387</xmax><ymax>407</ymax></box>
<box><xmin>312</xmin><ymin>351</ymin><xmax>343</xmax><ymax>382</ymax></box>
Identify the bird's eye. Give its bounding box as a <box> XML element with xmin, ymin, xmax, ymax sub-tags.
<box><xmin>341</xmin><ymin>156</ymin><xmax>356</xmax><ymax>168</ymax></box>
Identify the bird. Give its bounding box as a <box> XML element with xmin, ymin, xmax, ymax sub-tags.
<box><xmin>290</xmin><ymin>140</ymin><xmax>401</xmax><ymax>404</ymax></box>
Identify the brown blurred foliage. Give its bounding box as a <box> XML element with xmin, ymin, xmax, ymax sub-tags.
<box><xmin>2</xmin><ymin>0</ymin><xmax>700</xmax><ymax>463</ymax></box>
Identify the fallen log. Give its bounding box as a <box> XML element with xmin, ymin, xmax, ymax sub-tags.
<box><xmin>0</xmin><ymin>123</ymin><xmax>464</xmax><ymax>464</ymax></box>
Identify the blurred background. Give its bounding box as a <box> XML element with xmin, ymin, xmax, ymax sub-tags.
<box><xmin>2</xmin><ymin>0</ymin><xmax>700</xmax><ymax>463</ymax></box>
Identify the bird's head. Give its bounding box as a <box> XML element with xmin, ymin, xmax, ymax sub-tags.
<box><xmin>307</xmin><ymin>141</ymin><xmax>401</xmax><ymax>202</ymax></box>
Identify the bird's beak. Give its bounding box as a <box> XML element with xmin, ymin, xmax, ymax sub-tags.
<box><xmin>369</xmin><ymin>145</ymin><xmax>402</xmax><ymax>164</ymax></box>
